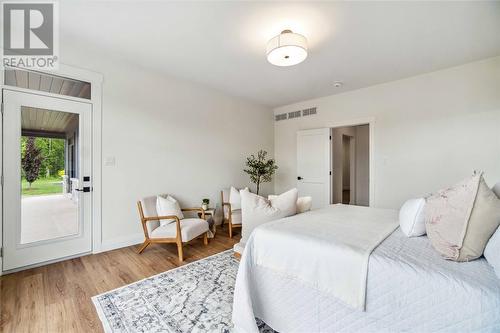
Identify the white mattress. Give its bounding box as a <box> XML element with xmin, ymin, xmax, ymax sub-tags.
<box><xmin>237</xmin><ymin>229</ymin><xmax>500</xmax><ymax>333</ymax></box>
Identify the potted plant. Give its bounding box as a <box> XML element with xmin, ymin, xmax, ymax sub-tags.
<box><xmin>243</xmin><ymin>150</ymin><xmax>278</xmax><ymax>195</ymax></box>
<box><xmin>201</xmin><ymin>198</ymin><xmax>210</xmax><ymax>211</ymax></box>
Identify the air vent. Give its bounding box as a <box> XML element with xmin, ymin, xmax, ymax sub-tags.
<box><xmin>275</xmin><ymin>113</ymin><xmax>287</xmax><ymax>121</ymax></box>
<box><xmin>275</xmin><ymin>107</ymin><xmax>317</xmax><ymax>122</ymax></box>
<box><xmin>288</xmin><ymin>110</ymin><xmax>301</xmax><ymax>119</ymax></box>
<box><xmin>302</xmin><ymin>107</ymin><xmax>317</xmax><ymax>116</ymax></box>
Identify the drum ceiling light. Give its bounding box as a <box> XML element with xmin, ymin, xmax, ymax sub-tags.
<box><xmin>266</xmin><ymin>29</ymin><xmax>308</xmax><ymax>67</ymax></box>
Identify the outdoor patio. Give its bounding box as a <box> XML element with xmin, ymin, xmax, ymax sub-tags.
<box><xmin>21</xmin><ymin>194</ymin><xmax>79</xmax><ymax>244</ymax></box>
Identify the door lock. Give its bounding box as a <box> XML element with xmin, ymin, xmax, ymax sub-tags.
<box><xmin>297</xmin><ymin>176</ymin><xmax>303</xmax><ymax>180</ymax></box>
<box><xmin>76</xmin><ymin>187</ymin><xmax>91</xmax><ymax>192</ymax></box>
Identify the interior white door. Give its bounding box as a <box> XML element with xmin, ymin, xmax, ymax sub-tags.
<box><xmin>297</xmin><ymin>128</ymin><xmax>331</xmax><ymax>209</ymax></box>
<box><xmin>2</xmin><ymin>89</ymin><xmax>92</xmax><ymax>271</ymax></box>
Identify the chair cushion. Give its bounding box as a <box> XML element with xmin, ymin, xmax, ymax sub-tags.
<box><xmin>140</xmin><ymin>196</ymin><xmax>160</xmax><ymax>235</ymax></box>
<box><xmin>150</xmin><ymin>218</ymin><xmax>209</xmax><ymax>242</ymax></box>
<box><xmin>156</xmin><ymin>195</ymin><xmax>184</xmax><ymax>226</ymax></box>
<box><xmin>231</xmin><ymin>209</ymin><xmax>242</xmax><ymax>225</ymax></box>
<box><xmin>223</xmin><ymin>187</ymin><xmax>248</xmax><ymax>218</ymax></box>
<box><xmin>229</xmin><ymin>186</ymin><xmax>248</xmax><ymax>211</ymax></box>
<box><xmin>221</xmin><ymin>188</ymin><xmax>230</xmax><ymax>203</ymax></box>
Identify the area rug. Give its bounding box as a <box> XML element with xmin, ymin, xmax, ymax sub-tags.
<box><xmin>92</xmin><ymin>250</ymin><xmax>275</xmax><ymax>333</ymax></box>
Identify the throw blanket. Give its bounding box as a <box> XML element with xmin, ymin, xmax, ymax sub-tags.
<box><xmin>233</xmin><ymin>204</ymin><xmax>398</xmax><ymax>333</ymax></box>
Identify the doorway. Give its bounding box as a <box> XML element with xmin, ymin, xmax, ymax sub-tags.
<box><xmin>331</xmin><ymin>124</ymin><xmax>370</xmax><ymax>206</ymax></box>
<box><xmin>2</xmin><ymin>89</ymin><xmax>93</xmax><ymax>271</ymax></box>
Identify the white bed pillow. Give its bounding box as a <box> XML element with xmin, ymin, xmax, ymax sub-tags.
<box><xmin>425</xmin><ymin>173</ymin><xmax>500</xmax><ymax>261</ymax></box>
<box><xmin>268</xmin><ymin>194</ymin><xmax>312</xmax><ymax>214</ymax></box>
<box><xmin>484</xmin><ymin>226</ymin><xmax>500</xmax><ymax>278</ymax></box>
<box><xmin>156</xmin><ymin>195</ymin><xmax>184</xmax><ymax>226</ymax></box>
<box><xmin>240</xmin><ymin>188</ymin><xmax>298</xmax><ymax>244</ymax></box>
<box><xmin>268</xmin><ymin>189</ymin><xmax>298</xmax><ymax>216</ymax></box>
<box><xmin>493</xmin><ymin>182</ymin><xmax>500</xmax><ymax>199</ymax></box>
<box><xmin>229</xmin><ymin>186</ymin><xmax>248</xmax><ymax>211</ymax></box>
<box><xmin>399</xmin><ymin>198</ymin><xmax>426</xmax><ymax>237</ymax></box>
<box><xmin>484</xmin><ymin>226</ymin><xmax>500</xmax><ymax>277</ymax></box>
<box><xmin>296</xmin><ymin>196</ymin><xmax>313</xmax><ymax>213</ymax></box>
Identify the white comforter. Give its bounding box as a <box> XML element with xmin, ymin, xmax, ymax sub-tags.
<box><xmin>232</xmin><ymin>223</ymin><xmax>500</xmax><ymax>332</ymax></box>
<box><xmin>233</xmin><ymin>204</ymin><xmax>400</xmax><ymax>332</ymax></box>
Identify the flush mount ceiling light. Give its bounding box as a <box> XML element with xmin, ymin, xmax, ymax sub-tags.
<box><xmin>266</xmin><ymin>29</ymin><xmax>308</xmax><ymax>67</ymax></box>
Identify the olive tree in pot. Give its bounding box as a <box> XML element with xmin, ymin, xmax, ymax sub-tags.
<box><xmin>243</xmin><ymin>150</ymin><xmax>278</xmax><ymax>195</ymax></box>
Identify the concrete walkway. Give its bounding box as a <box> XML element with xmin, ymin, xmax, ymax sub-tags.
<box><xmin>21</xmin><ymin>194</ymin><xmax>78</xmax><ymax>244</ymax></box>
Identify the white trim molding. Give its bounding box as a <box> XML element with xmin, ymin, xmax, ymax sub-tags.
<box><xmin>100</xmin><ymin>233</ymin><xmax>145</xmax><ymax>253</ymax></box>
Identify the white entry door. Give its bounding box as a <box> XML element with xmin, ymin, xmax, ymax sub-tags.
<box><xmin>297</xmin><ymin>128</ymin><xmax>331</xmax><ymax>209</ymax></box>
<box><xmin>2</xmin><ymin>89</ymin><xmax>92</xmax><ymax>271</ymax></box>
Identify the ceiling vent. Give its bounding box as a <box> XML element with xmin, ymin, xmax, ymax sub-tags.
<box><xmin>275</xmin><ymin>113</ymin><xmax>287</xmax><ymax>121</ymax></box>
<box><xmin>302</xmin><ymin>107</ymin><xmax>317</xmax><ymax>116</ymax></box>
<box><xmin>288</xmin><ymin>110</ymin><xmax>301</xmax><ymax>119</ymax></box>
<box><xmin>275</xmin><ymin>107</ymin><xmax>317</xmax><ymax>122</ymax></box>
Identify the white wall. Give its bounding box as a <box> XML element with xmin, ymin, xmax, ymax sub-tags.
<box><xmin>274</xmin><ymin>56</ymin><xmax>500</xmax><ymax>209</ymax></box>
<box><xmin>60</xmin><ymin>44</ymin><xmax>274</xmax><ymax>249</ymax></box>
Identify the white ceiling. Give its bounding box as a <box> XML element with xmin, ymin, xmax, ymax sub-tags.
<box><xmin>60</xmin><ymin>1</ymin><xmax>500</xmax><ymax>107</ymax></box>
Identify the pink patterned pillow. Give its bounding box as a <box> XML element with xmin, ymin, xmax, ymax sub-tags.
<box><xmin>425</xmin><ymin>172</ymin><xmax>500</xmax><ymax>261</ymax></box>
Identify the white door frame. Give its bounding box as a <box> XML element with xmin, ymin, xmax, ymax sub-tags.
<box><xmin>0</xmin><ymin>64</ymin><xmax>103</xmax><ymax>275</ymax></box>
<box><xmin>329</xmin><ymin>117</ymin><xmax>375</xmax><ymax>207</ymax></box>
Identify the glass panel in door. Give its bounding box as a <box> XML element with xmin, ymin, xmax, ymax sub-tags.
<box><xmin>20</xmin><ymin>107</ymin><xmax>80</xmax><ymax>244</ymax></box>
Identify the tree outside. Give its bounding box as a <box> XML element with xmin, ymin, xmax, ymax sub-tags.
<box><xmin>21</xmin><ymin>136</ymin><xmax>66</xmax><ymax>196</ymax></box>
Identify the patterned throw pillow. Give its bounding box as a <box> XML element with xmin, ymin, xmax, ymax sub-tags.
<box><xmin>424</xmin><ymin>172</ymin><xmax>500</xmax><ymax>261</ymax></box>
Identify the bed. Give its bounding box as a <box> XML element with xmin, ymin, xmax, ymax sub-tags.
<box><xmin>232</xmin><ymin>204</ymin><xmax>500</xmax><ymax>333</ymax></box>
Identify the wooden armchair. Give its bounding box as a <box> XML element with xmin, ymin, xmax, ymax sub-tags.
<box><xmin>137</xmin><ymin>195</ymin><xmax>209</xmax><ymax>262</ymax></box>
<box><xmin>221</xmin><ymin>189</ymin><xmax>243</xmax><ymax>238</ymax></box>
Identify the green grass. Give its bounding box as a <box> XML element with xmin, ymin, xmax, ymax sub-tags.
<box><xmin>22</xmin><ymin>177</ymin><xmax>63</xmax><ymax>196</ymax></box>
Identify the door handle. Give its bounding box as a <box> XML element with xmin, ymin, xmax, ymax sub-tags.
<box><xmin>76</xmin><ymin>187</ymin><xmax>91</xmax><ymax>192</ymax></box>
<box><xmin>297</xmin><ymin>176</ymin><xmax>303</xmax><ymax>180</ymax></box>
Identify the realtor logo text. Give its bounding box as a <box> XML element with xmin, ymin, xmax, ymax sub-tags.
<box><xmin>2</xmin><ymin>2</ymin><xmax>59</xmax><ymax>69</ymax></box>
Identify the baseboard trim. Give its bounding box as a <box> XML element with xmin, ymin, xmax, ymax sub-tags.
<box><xmin>99</xmin><ymin>233</ymin><xmax>144</xmax><ymax>253</ymax></box>
<box><xmin>0</xmin><ymin>235</ymin><xmax>144</xmax><ymax>274</ymax></box>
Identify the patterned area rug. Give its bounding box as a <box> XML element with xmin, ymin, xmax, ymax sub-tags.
<box><xmin>92</xmin><ymin>250</ymin><xmax>275</xmax><ymax>333</ymax></box>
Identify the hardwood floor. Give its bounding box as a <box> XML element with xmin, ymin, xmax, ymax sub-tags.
<box><xmin>0</xmin><ymin>229</ymin><xmax>240</xmax><ymax>333</ymax></box>
<box><xmin>342</xmin><ymin>190</ymin><xmax>350</xmax><ymax>204</ymax></box>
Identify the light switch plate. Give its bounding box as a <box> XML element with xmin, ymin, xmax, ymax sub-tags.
<box><xmin>105</xmin><ymin>156</ymin><xmax>116</xmax><ymax>166</ymax></box>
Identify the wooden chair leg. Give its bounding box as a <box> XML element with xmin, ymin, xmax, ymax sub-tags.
<box><xmin>137</xmin><ymin>240</ymin><xmax>151</xmax><ymax>254</ymax></box>
<box><xmin>177</xmin><ymin>242</ymin><xmax>184</xmax><ymax>262</ymax></box>
<box><xmin>203</xmin><ymin>232</ymin><xmax>208</xmax><ymax>245</ymax></box>
<box><xmin>229</xmin><ymin>223</ymin><xmax>233</xmax><ymax>238</ymax></box>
